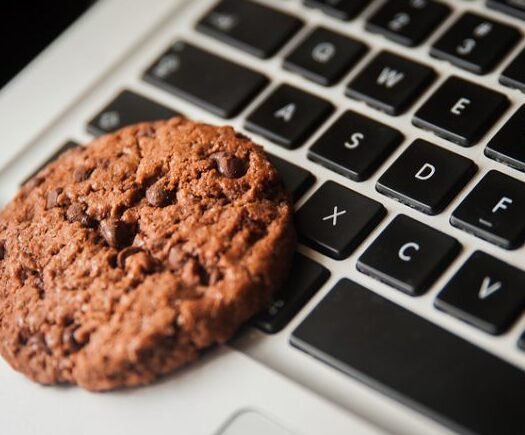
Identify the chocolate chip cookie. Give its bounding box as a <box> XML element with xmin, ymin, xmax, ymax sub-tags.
<box><xmin>0</xmin><ymin>117</ymin><xmax>295</xmax><ymax>391</ymax></box>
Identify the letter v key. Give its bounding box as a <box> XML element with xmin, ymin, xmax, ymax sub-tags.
<box><xmin>478</xmin><ymin>277</ymin><xmax>502</xmax><ymax>300</ymax></box>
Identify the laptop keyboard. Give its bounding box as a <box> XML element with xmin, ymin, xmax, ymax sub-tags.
<box><xmin>366</xmin><ymin>0</ymin><xmax>451</xmax><ymax>46</ymax></box>
<box><xmin>16</xmin><ymin>0</ymin><xmax>525</xmax><ymax>433</ymax></box>
<box><xmin>413</xmin><ymin>75</ymin><xmax>510</xmax><ymax>146</ymax></box>
<box><xmin>290</xmin><ymin>278</ymin><xmax>525</xmax><ymax>435</ymax></box>
<box><xmin>144</xmin><ymin>41</ymin><xmax>269</xmax><ymax>117</ymax></box>
<box><xmin>430</xmin><ymin>11</ymin><xmax>520</xmax><ymax>74</ymax></box>
<box><xmin>87</xmin><ymin>90</ymin><xmax>179</xmax><ymax>136</ymax></box>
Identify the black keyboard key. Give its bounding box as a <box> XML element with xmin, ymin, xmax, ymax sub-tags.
<box><xmin>431</xmin><ymin>12</ymin><xmax>521</xmax><ymax>74</ymax></box>
<box><xmin>245</xmin><ymin>84</ymin><xmax>334</xmax><ymax>149</ymax></box>
<box><xmin>487</xmin><ymin>0</ymin><xmax>525</xmax><ymax>20</ymax></box>
<box><xmin>21</xmin><ymin>141</ymin><xmax>80</xmax><ymax>186</ymax></box>
<box><xmin>500</xmin><ymin>47</ymin><xmax>525</xmax><ymax>93</ymax></box>
<box><xmin>196</xmin><ymin>0</ymin><xmax>302</xmax><ymax>59</ymax></box>
<box><xmin>377</xmin><ymin>139</ymin><xmax>476</xmax><ymax>215</ymax></box>
<box><xmin>303</xmin><ymin>0</ymin><xmax>369</xmax><ymax>21</ymax></box>
<box><xmin>346</xmin><ymin>51</ymin><xmax>436</xmax><ymax>115</ymax></box>
<box><xmin>308</xmin><ymin>110</ymin><xmax>403</xmax><ymax>181</ymax></box>
<box><xmin>413</xmin><ymin>76</ymin><xmax>509</xmax><ymax>147</ymax></box>
<box><xmin>296</xmin><ymin>181</ymin><xmax>386</xmax><ymax>260</ymax></box>
<box><xmin>357</xmin><ymin>214</ymin><xmax>460</xmax><ymax>295</ymax></box>
<box><xmin>266</xmin><ymin>153</ymin><xmax>315</xmax><ymax>202</ymax></box>
<box><xmin>486</xmin><ymin>105</ymin><xmax>525</xmax><ymax>173</ymax></box>
<box><xmin>291</xmin><ymin>279</ymin><xmax>525</xmax><ymax>435</ymax></box>
<box><xmin>519</xmin><ymin>332</ymin><xmax>525</xmax><ymax>351</ymax></box>
<box><xmin>144</xmin><ymin>41</ymin><xmax>268</xmax><ymax>118</ymax></box>
<box><xmin>366</xmin><ymin>0</ymin><xmax>451</xmax><ymax>47</ymax></box>
<box><xmin>87</xmin><ymin>91</ymin><xmax>178</xmax><ymax>137</ymax></box>
<box><xmin>451</xmin><ymin>170</ymin><xmax>525</xmax><ymax>249</ymax></box>
<box><xmin>436</xmin><ymin>251</ymin><xmax>525</xmax><ymax>335</ymax></box>
<box><xmin>255</xmin><ymin>253</ymin><xmax>329</xmax><ymax>333</ymax></box>
<box><xmin>284</xmin><ymin>27</ymin><xmax>367</xmax><ymax>86</ymax></box>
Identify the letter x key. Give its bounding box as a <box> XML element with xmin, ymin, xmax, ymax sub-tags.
<box><xmin>322</xmin><ymin>206</ymin><xmax>347</xmax><ymax>226</ymax></box>
<box><xmin>296</xmin><ymin>181</ymin><xmax>386</xmax><ymax>259</ymax></box>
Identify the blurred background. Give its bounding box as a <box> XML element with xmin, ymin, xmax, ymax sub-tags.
<box><xmin>1</xmin><ymin>0</ymin><xmax>96</xmax><ymax>89</ymax></box>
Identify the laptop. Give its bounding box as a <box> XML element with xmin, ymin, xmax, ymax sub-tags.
<box><xmin>1</xmin><ymin>0</ymin><xmax>524</xmax><ymax>434</ymax></box>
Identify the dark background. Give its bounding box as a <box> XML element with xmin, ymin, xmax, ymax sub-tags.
<box><xmin>0</xmin><ymin>0</ymin><xmax>96</xmax><ymax>89</ymax></box>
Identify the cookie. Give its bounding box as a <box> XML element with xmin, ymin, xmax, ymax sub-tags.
<box><xmin>0</xmin><ymin>117</ymin><xmax>295</xmax><ymax>391</ymax></box>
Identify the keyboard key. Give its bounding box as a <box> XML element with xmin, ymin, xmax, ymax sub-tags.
<box><xmin>435</xmin><ymin>251</ymin><xmax>525</xmax><ymax>335</ymax></box>
<box><xmin>486</xmin><ymin>105</ymin><xmax>525</xmax><ymax>173</ymax></box>
<box><xmin>451</xmin><ymin>170</ymin><xmax>525</xmax><ymax>249</ymax></box>
<box><xmin>21</xmin><ymin>141</ymin><xmax>80</xmax><ymax>186</ymax></box>
<box><xmin>431</xmin><ymin>12</ymin><xmax>521</xmax><ymax>74</ymax></box>
<box><xmin>266</xmin><ymin>153</ymin><xmax>315</xmax><ymax>202</ymax></box>
<box><xmin>87</xmin><ymin>90</ymin><xmax>179</xmax><ymax>137</ymax></box>
<box><xmin>519</xmin><ymin>332</ymin><xmax>525</xmax><ymax>351</ymax></box>
<box><xmin>303</xmin><ymin>0</ymin><xmax>369</xmax><ymax>21</ymax></box>
<box><xmin>413</xmin><ymin>76</ymin><xmax>509</xmax><ymax>147</ymax></box>
<box><xmin>245</xmin><ymin>84</ymin><xmax>334</xmax><ymax>149</ymax></box>
<box><xmin>357</xmin><ymin>214</ymin><xmax>461</xmax><ymax>295</ymax></box>
<box><xmin>296</xmin><ymin>181</ymin><xmax>386</xmax><ymax>260</ymax></box>
<box><xmin>487</xmin><ymin>0</ymin><xmax>525</xmax><ymax>21</ymax></box>
<box><xmin>283</xmin><ymin>27</ymin><xmax>367</xmax><ymax>86</ymax></box>
<box><xmin>308</xmin><ymin>110</ymin><xmax>403</xmax><ymax>181</ymax></box>
<box><xmin>144</xmin><ymin>41</ymin><xmax>268</xmax><ymax>118</ymax></box>
<box><xmin>291</xmin><ymin>279</ymin><xmax>525</xmax><ymax>435</ymax></box>
<box><xmin>377</xmin><ymin>139</ymin><xmax>476</xmax><ymax>215</ymax></box>
<box><xmin>255</xmin><ymin>253</ymin><xmax>330</xmax><ymax>333</ymax></box>
<box><xmin>346</xmin><ymin>51</ymin><xmax>436</xmax><ymax>115</ymax></box>
<box><xmin>500</xmin><ymin>47</ymin><xmax>525</xmax><ymax>93</ymax></box>
<box><xmin>196</xmin><ymin>0</ymin><xmax>302</xmax><ymax>59</ymax></box>
<box><xmin>366</xmin><ymin>0</ymin><xmax>451</xmax><ymax>47</ymax></box>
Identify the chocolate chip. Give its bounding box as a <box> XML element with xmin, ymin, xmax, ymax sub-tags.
<box><xmin>167</xmin><ymin>245</ymin><xmax>186</xmax><ymax>270</ymax></box>
<box><xmin>99</xmin><ymin>219</ymin><xmax>135</xmax><ymax>249</ymax></box>
<box><xmin>210</xmin><ymin>152</ymin><xmax>247</xmax><ymax>178</ymax></box>
<box><xmin>66</xmin><ymin>203</ymin><xmax>96</xmax><ymax>228</ymax></box>
<box><xmin>146</xmin><ymin>184</ymin><xmax>170</xmax><ymax>207</ymax></box>
<box><xmin>46</xmin><ymin>188</ymin><xmax>63</xmax><ymax>209</ymax></box>
<box><xmin>73</xmin><ymin>166</ymin><xmax>93</xmax><ymax>182</ymax></box>
<box><xmin>0</xmin><ymin>240</ymin><xmax>6</xmax><ymax>260</ymax></box>
<box><xmin>117</xmin><ymin>246</ymin><xmax>143</xmax><ymax>268</ymax></box>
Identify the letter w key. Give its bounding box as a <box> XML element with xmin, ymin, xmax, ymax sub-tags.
<box><xmin>346</xmin><ymin>51</ymin><xmax>436</xmax><ymax>115</ymax></box>
<box><xmin>377</xmin><ymin>67</ymin><xmax>404</xmax><ymax>88</ymax></box>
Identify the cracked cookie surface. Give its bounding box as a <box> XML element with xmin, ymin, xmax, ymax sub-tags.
<box><xmin>0</xmin><ymin>117</ymin><xmax>295</xmax><ymax>391</ymax></box>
